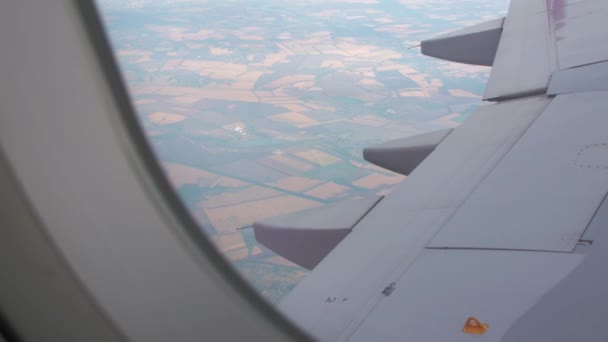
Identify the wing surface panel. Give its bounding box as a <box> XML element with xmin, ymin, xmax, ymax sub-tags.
<box><xmin>502</xmin><ymin>196</ymin><xmax>608</xmax><ymax>342</ymax></box>
<box><xmin>552</xmin><ymin>0</ymin><xmax>608</xmax><ymax>69</ymax></box>
<box><xmin>484</xmin><ymin>0</ymin><xmax>556</xmax><ymax>100</ymax></box>
<box><xmin>278</xmin><ymin>97</ymin><xmax>550</xmax><ymax>341</ymax></box>
<box><xmin>548</xmin><ymin>61</ymin><xmax>608</xmax><ymax>95</ymax></box>
<box><xmin>349</xmin><ymin>250</ymin><xmax>583</xmax><ymax>342</ymax></box>
<box><xmin>485</xmin><ymin>0</ymin><xmax>608</xmax><ymax>100</ymax></box>
<box><xmin>429</xmin><ymin>92</ymin><xmax>608</xmax><ymax>252</ymax></box>
<box><xmin>508</xmin><ymin>0</ymin><xmax>546</xmax><ymax>14</ymax></box>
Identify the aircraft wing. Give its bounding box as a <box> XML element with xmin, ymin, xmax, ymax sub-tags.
<box><xmin>254</xmin><ymin>0</ymin><xmax>608</xmax><ymax>341</ymax></box>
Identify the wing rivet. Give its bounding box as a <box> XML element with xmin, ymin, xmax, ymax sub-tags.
<box><xmin>462</xmin><ymin>317</ymin><xmax>488</xmax><ymax>335</ymax></box>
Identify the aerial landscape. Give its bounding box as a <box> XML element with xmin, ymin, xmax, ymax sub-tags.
<box><xmin>97</xmin><ymin>0</ymin><xmax>509</xmax><ymax>303</ymax></box>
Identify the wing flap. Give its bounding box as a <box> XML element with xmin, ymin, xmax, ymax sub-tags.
<box><xmin>429</xmin><ymin>92</ymin><xmax>608</xmax><ymax>252</ymax></box>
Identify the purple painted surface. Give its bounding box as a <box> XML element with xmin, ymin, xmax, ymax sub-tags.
<box><xmin>549</xmin><ymin>0</ymin><xmax>608</xmax><ymax>69</ymax></box>
<box><xmin>547</xmin><ymin>0</ymin><xmax>567</xmax><ymax>37</ymax></box>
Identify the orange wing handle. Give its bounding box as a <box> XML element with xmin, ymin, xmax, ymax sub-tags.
<box><xmin>462</xmin><ymin>316</ymin><xmax>488</xmax><ymax>335</ymax></box>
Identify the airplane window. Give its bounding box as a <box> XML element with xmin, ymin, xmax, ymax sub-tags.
<box><xmin>94</xmin><ymin>0</ymin><xmax>509</xmax><ymax>304</ymax></box>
